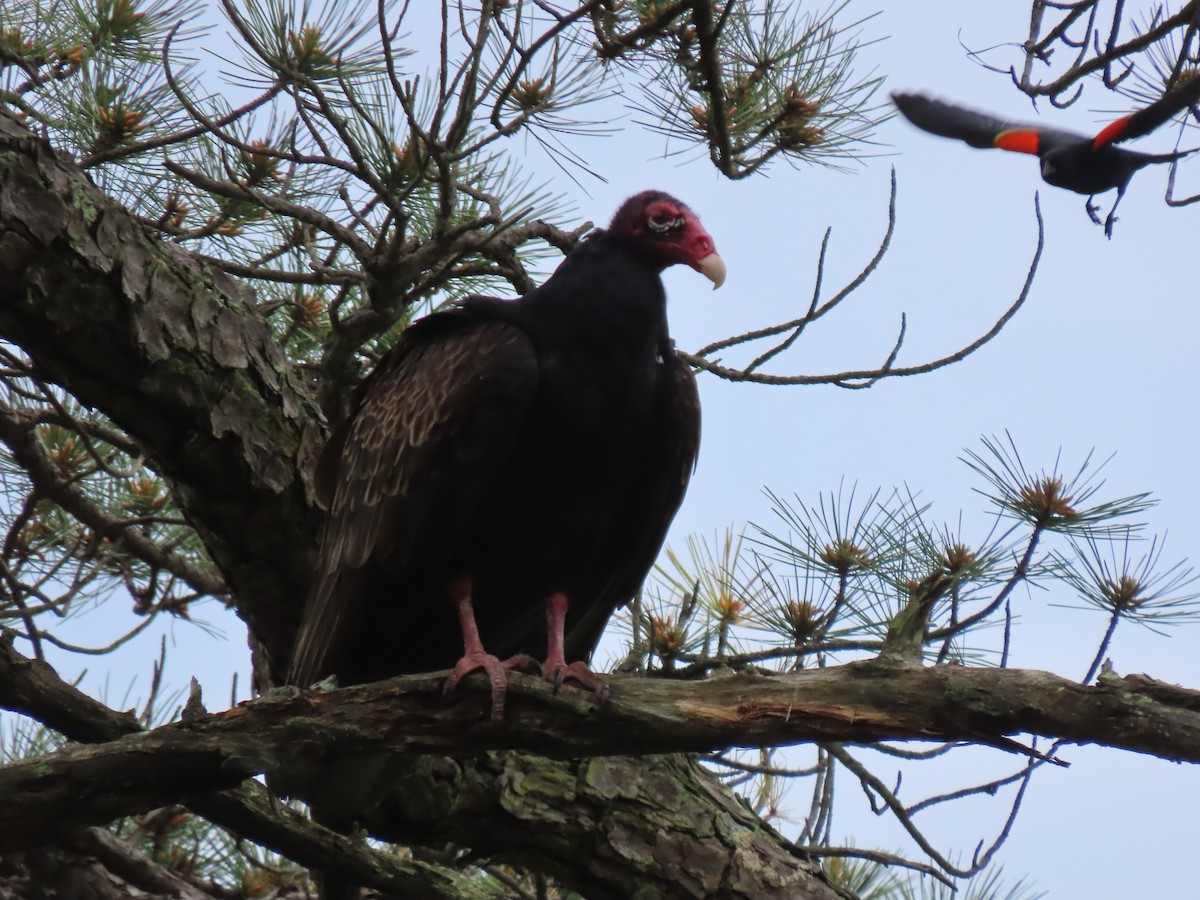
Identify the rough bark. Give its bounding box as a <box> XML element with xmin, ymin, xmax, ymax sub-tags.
<box><xmin>0</xmin><ymin>838</ymin><xmax>194</xmax><ymax>900</ymax></box>
<box><xmin>7</xmin><ymin>622</ymin><xmax>1200</xmax><ymax>894</ymax></box>
<box><xmin>0</xmin><ymin>636</ymin><xmax>838</xmax><ymax>899</ymax></box>
<box><xmin>8</xmin><ymin>657</ymin><xmax>1200</xmax><ymax>844</ymax></box>
<box><xmin>369</xmin><ymin>752</ymin><xmax>830</xmax><ymax>900</ymax></box>
<box><xmin>0</xmin><ymin>108</ymin><xmax>323</xmax><ymax>680</ymax></box>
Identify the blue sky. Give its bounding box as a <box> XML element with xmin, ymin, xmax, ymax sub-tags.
<box><xmin>656</xmin><ymin>5</ymin><xmax>1199</xmax><ymax>896</ymax></box>
<box><xmin>27</xmin><ymin>3</ymin><xmax>1200</xmax><ymax>897</ymax></box>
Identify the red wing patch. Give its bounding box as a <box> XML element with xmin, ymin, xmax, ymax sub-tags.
<box><xmin>994</xmin><ymin>129</ymin><xmax>1041</xmax><ymax>155</ymax></box>
<box><xmin>1092</xmin><ymin>115</ymin><xmax>1130</xmax><ymax>149</ymax></box>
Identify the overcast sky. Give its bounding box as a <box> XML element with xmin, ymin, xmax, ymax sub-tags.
<box><xmin>32</xmin><ymin>3</ymin><xmax>1200</xmax><ymax>897</ymax></box>
<box><xmin>660</xmin><ymin>6</ymin><xmax>1200</xmax><ymax>896</ymax></box>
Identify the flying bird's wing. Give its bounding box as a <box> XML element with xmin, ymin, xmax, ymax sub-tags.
<box><xmin>1092</xmin><ymin>73</ymin><xmax>1200</xmax><ymax>147</ymax></box>
<box><xmin>892</xmin><ymin>92</ymin><xmax>1082</xmax><ymax>155</ymax></box>
<box><xmin>289</xmin><ymin>313</ymin><xmax>539</xmax><ymax>687</ymax></box>
<box><xmin>562</xmin><ymin>352</ymin><xmax>702</xmax><ymax>662</ymax></box>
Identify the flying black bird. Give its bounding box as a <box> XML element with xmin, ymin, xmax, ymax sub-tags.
<box><xmin>893</xmin><ymin>75</ymin><xmax>1200</xmax><ymax>236</ymax></box>
<box><xmin>289</xmin><ymin>191</ymin><xmax>725</xmax><ymax>719</ymax></box>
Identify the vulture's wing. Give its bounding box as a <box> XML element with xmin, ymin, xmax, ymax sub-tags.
<box><xmin>565</xmin><ymin>352</ymin><xmax>702</xmax><ymax>661</ymax></box>
<box><xmin>289</xmin><ymin>315</ymin><xmax>538</xmax><ymax>686</ymax></box>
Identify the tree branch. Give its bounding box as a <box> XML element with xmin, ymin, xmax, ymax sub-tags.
<box><xmin>0</xmin><ymin>105</ymin><xmax>324</xmax><ymax>682</ymax></box>
<box><xmin>0</xmin><ymin>632</ymin><xmax>838</xmax><ymax>899</ymax></box>
<box><xmin>0</xmin><ymin>632</ymin><xmax>531</xmax><ymax>900</ymax></box>
<box><xmin>0</xmin><ymin>403</ymin><xmax>229</xmax><ymax>600</ymax></box>
<box><xmin>685</xmin><ymin>186</ymin><xmax>1043</xmax><ymax>388</ymax></box>
<box><xmin>5</xmin><ymin>653</ymin><xmax>1200</xmax><ymax>852</ymax></box>
<box><xmin>67</xmin><ymin>827</ymin><xmax>217</xmax><ymax>900</ymax></box>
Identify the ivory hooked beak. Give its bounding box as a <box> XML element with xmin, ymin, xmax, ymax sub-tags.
<box><xmin>696</xmin><ymin>253</ymin><xmax>727</xmax><ymax>290</ymax></box>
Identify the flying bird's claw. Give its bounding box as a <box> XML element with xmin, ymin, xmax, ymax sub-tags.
<box><xmin>541</xmin><ymin>660</ymin><xmax>611</xmax><ymax>702</ymax></box>
<box><xmin>1104</xmin><ymin>213</ymin><xmax>1118</xmax><ymax>239</ymax></box>
<box><xmin>443</xmin><ymin>652</ymin><xmax>538</xmax><ymax>721</ymax></box>
<box><xmin>1085</xmin><ymin>198</ymin><xmax>1103</xmax><ymax>226</ymax></box>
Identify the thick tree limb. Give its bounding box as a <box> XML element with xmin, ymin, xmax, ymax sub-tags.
<box><xmin>66</xmin><ymin>828</ymin><xmax>216</xmax><ymax>900</ymax></box>
<box><xmin>366</xmin><ymin>750</ymin><xmax>833</xmax><ymax>900</ymax></box>
<box><xmin>5</xmin><ymin>656</ymin><xmax>1200</xmax><ymax>851</ymax></box>
<box><xmin>0</xmin><ymin>107</ymin><xmax>323</xmax><ymax>679</ymax></box>
<box><xmin>0</xmin><ymin>837</ymin><xmax>210</xmax><ymax>900</ymax></box>
<box><xmin>0</xmin><ymin>633</ymin><xmax>535</xmax><ymax>900</ymax></box>
<box><xmin>0</xmin><ymin>634</ymin><xmax>838</xmax><ymax>899</ymax></box>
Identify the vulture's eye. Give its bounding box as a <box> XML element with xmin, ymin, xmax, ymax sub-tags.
<box><xmin>647</xmin><ymin>211</ymin><xmax>684</xmax><ymax>234</ymax></box>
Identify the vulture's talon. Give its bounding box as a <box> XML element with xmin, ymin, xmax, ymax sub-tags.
<box><xmin>444</xmin><ymin>652</ymin><xmax>538</xmax><ymax>721</ymax></box>
<box><xmin>541</xmin><ymin>660</ymin><xmax>609</xmax><ymax>701</ymax></box>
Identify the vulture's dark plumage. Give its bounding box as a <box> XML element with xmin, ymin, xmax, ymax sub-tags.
<box><xmin>289</xmin><ymin>191</ymin><xmax>724</xmax><ymax>716</ymax></box>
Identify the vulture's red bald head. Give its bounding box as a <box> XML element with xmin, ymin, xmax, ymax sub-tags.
<box><xmin>608</xmin><ymin>191</ymin><xmax>726</xmax><ymax>288</ymax></box>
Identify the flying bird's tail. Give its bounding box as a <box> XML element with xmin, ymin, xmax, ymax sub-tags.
<box><xmin>1129</xmin><ymin>146</ymin><xmax>1200</xmax><ymax>170</ymax></box>
<box><xmin>1149</xmin><ymin>146</ymin><xmax>1199</xmax><ymax>162</ymax></box>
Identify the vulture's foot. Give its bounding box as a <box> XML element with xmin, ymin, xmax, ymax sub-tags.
<box><xmin>443</xmin><ymin>651</ymin><xmax>537</xmax><ymax>721</ymax></box>
<box><xmin>541</xmin><ymin>659</ymin><xmax>611</xmax><ymax>702</ymax></box>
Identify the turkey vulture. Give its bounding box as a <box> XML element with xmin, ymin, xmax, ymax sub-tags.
<box><xmin>289</xmin><ymin>191</ymin><xmax>725</xmax><ymax>718</ymax></box>
<box><xmin>893</xmin><ymin>74</ymin><xmax>1200</xmax><ymax>236</ymax></box>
